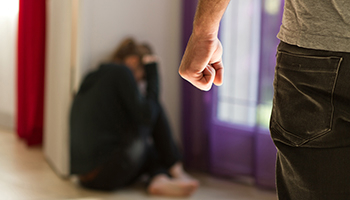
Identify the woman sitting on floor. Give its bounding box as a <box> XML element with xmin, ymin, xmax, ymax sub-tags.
<box><xmin>69</xmin><ymin>38</ymin><xmax>199</xmax><ymax>197</ymax></box>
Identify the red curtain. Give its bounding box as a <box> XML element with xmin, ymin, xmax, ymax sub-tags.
<box><xmin>17</xmin><ymin>0</ymin><xmax>46</xmax><ymax>146</ymax></box>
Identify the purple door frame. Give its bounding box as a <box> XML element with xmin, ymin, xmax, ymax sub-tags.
<box><xmin>180</xmin><ymin>0</ymin><xmax>283</xmax><ymax>189</ymax></box>
<box><xmin>180</xmin><ymin>0</ymin><xmax>212</xmax><ymax>172</ymax></box>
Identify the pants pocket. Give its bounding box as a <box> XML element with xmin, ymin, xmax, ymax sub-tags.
<box><xmin>270</xmin><ymin>50</ymin><xmax>343</xmax><ymax>147</ymax></box>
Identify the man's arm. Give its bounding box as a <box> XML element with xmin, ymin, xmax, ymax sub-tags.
<box><xmin>178</xmin><ymin>0</ymin><xmax>231</xmax><ymax>91</ymax></box>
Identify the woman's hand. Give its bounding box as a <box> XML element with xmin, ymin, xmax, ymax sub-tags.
<box><xmin>142</xmin><ymin>55</ymin><xmax>158</xmax><ymax>65</ymax></box>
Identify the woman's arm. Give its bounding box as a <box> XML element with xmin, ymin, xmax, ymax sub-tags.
<box><xmin>114</xmin><ymin>62</ymin><xmax>159</xmax><ymax>125</ymax></box>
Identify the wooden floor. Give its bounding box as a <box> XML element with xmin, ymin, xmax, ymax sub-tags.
<box><xmin>0</xmin><ymin>128</ymin><xmax>277</xmax><ymax>200</ymax></box>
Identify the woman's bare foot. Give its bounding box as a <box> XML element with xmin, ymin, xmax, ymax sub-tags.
<box><xmin>148</xmin><ymin>174</ymin><xmax>198</xmax><ymax>197</ymax></box>
<box><xmin>169</xmin><ymin>162</ymin><xmax>199</xmax><ymax>184</ymax></box>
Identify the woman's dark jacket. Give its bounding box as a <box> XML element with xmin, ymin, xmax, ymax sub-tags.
<box><xmin>70</xmin><ymin>62</ymin><xmax>159</xmax><ymax>175</ymax></box>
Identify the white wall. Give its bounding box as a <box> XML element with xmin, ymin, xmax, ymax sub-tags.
<box><xmin>78</xmin><ymin>0</ymin><xmax>182</xmax><ymax>140</ymax></box>
<box><xmin>0</xmin><ymin>1</ymin><xmax>18</xmax><ymax>130</ymax></box>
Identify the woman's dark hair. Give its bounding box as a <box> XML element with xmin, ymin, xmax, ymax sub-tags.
<box><xmin>139</xmin><ymin>43</ymin><xmax>153</xmax><ymax>55</ymax></box>
<box><xmin>111</xmin><ymin>38</ymin><xmax>141</xmax><ymax>62</ymax></box>
<box><xmin>111</xmin><ymin>38</ymin><xmax>154</xmax><ymax>63</ymax></box>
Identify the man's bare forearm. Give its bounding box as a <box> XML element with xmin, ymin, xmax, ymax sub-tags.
<box><xmin>193</xmin><ymin>0</ymin><xmax>231</xmax><ymax>37</ymax></box>
<box><xmin>178</xmin><ymin>0</ymin><xmax>230</xmax><ymax>90</ymax></box>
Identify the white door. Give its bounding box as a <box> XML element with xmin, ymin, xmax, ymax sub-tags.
<box><xmin>44</xmin><ymin>0</ymin><xmax>79</xmax><ymax>177</ymax></box>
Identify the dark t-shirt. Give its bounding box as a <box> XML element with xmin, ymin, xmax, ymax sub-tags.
<box><xmin>70</xmin><ymin>62</ymin><xmax>159</xmax><ymax>175</ymax></box>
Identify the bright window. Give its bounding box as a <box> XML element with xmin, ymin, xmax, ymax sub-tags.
<box><xmin>217</xmin><ymin>0</ymin><xmax>282</xmax><ymax>129</ymax></box>
<box><xmin>0</xmin><ymin>0</ymin><xmax>19</xmax><ymax>17</ymax></box>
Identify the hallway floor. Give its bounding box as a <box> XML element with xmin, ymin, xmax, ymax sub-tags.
<box><xmin>0</xmin><ymin>128</ymin><xmax>277</xmax><ymax>200</ymax></box>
